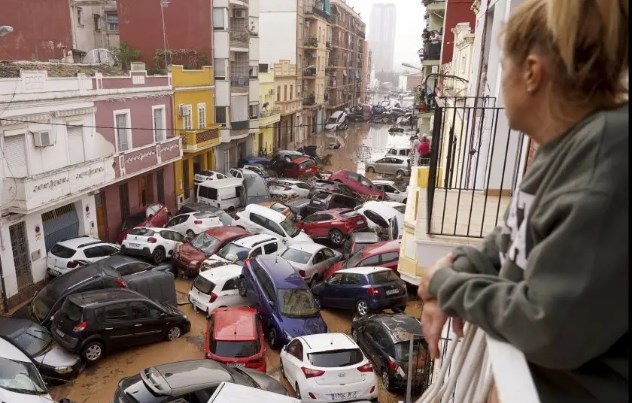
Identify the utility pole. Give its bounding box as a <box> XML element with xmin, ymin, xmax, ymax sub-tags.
<box><xmin>160</xmin><ymin>0</ymin><xmax>170</xmax><ymax>70</ymax></box>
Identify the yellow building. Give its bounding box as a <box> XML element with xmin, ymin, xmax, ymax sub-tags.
<box><xmin>255</xmin><ymin>71</ymin><xmax>281</xmax><ymax>155</ymax></box>
<box><xmin>274</xmin><ymin>60</ymin><xmax>303</xmax><ymax>149</ymax></box>
<box><xmin>171</xmin><ymin>65</ymin><xmax>221</xmax><ymax>205</ymax></box>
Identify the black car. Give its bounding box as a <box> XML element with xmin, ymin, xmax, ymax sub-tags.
<box><xmin>308</xmin><ymin>179</ymin><xmax>354</xmax><ymax>198</ymax></box>
<box><xmin>0</xmin><ymin>317</ymin><xmax>83</xmax><ymax>384</ymax></box>
<box><xmin>114</xmin><ymin>359</ymin><xmax>287</xmax><ymax>403</ymax></box>
<box><xmin>284</xmin><ymin>197</ymin><xmax>311</xmax><ymax>220</ymax></box>
<box><xmin>176</xmin><ymin>202</ymin><xmax>233</xmax><ymax>226</ymax></box>
<box><xmin>95</xmin><ymin>254</ymin><xmax>175</xmax><ymax>276</ymax></box>
<box><xmin>51</xmin><ymin>288</ymin><xmax>191</xmax><ymax>363</ymax></box>
<box><xmin>307</xmin><ymin>191</ymin><xmax>362</xmax><ymax>214</ymax></box>
<box><xmin>351</xmin><ymin>313</ymin><xmax>428</xmax><ymax>392</ymax></box>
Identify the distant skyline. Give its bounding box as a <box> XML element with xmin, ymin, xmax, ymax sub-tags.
<box><xmin>347</xmin><ymin>0</ymin><xmax>425</xmax><ymax>72</ymax></box>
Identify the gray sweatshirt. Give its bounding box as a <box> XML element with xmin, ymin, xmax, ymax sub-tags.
<box><xmin>429</xmin><ymin>104</ymin><xmax>629</xmax><ymax>402</ymax></box>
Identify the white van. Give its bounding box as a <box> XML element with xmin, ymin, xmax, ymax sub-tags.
<box><xmin>233</xmin><ymin>204</ymin><xmax>313</xmax><ymax>245</ymax></box>
<box><xmin>385</xmin><ymin>144</ymin><xmax>411</xmax><ymax>158</ymax></box>
<box><xmin>197</xmin><ymin>178</ymin><xmax>245</xmax><ymax>211</ymax></box>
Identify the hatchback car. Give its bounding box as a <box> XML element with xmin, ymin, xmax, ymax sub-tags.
<box><xmin>298</xmin><ymin>209</ymin><xmax>369</xmax><ymax>245</ymax></box>
<box><xmin>194</xmin><ymin>170</ymin><xmax>228</xmax><ymax>192</ymax></box>
<box><xmin>121</xmin><ymin>227</ymin><xmax>185</xmax><ymax>264</ymax></box>
<box><xmin>277</xmin><ymin>157</ymin><xmax>319</xmax><ymax>178</ymax></box>
<box><xmin>372</xmin><ymin>180</ymin><xmax>408</xmax><ymax>204</ymax></box>
<box><xmin>0</xmin><ymin>317</ymin><xmax>83</xmax><ymax>384</ymax></box>
<box><xmin>189</xmin><ymin>265</ymin><xmax>248</xmax><ymax>317</ymax></box>
<box><xmin>355</xmin><ymin>201</ymin><xmax>404</xmax><ymax>240</ymax></box>
<box><xmin>165</xmin><ymin>212</ymin><xmax>224</xmax><ymax>237</ymax></box>
<box><xmin>307</xmin><ymin>192</ymin><xmax>362</xmax><ymax>215</ymax></box>
<box><xmin>51</xmin><ymin>289</ymin><xmax>190</xmax><ymax>363</ymax></box>
<box><xmin>365</xmin><ymin>157</ymin><xmax>410</xmax><ymax>179</ymax></box>
<box><xmin>329</xmin><ymin>171</ymin><xmax>385</xmax><ymax>200</ymax></box>
<box><xmin>268</xmin><ymin>179</ymin><xmax>311</xmax><ymax>200</ymax></box>
<box><xmin>279</xmin><ymin>243</ymin><xmax>342</xmax><ymax>287</ymax></box>
<box><xmin>174</xmin><ymin>226</ymin><xmax>250</xmax><ymax>277</ymax></box>
<box><xmin>325</xmin><ymin>111</ymin><xmax>348</xmax><ymax>131</ymax></box>
<box><xmin>47</xmin><ymin>237</ymin><xmax>120</xmax><ymax>277</ymax></box>
<box><xmin>116</xmin><ymin>203</ymin><xmax>171</xmax><ymax>244</ymax></box>
<box><xmin>113</xmin><ymin>359</ymin><xmax>287</xmax><ymax>403</ymax></box>
<box><xmin>280</xmin><ymin>333</ymin><xmax>377</xmax><ymax>402</ymax></box>
<box><xmin>205</xmin><ymin>307</ymin><xmax>266</xmax><ymax>372</ymax></box>
<box><xmin>342</xmin><ymin>232</ymin><xmax>381</xmax><ymax>259</ymax></box>
<box><xmin>238</xmin><ymin>255</ymin><xmax>327</xmax><ymax>349</ymax></box>
<box><xmin>175</xmin><ymin>203</ymin><xmax>234</xmax><ymax>225</ymax></box>
<box><xmin>324</xmin><ymin>240</ymin><xmax>402</xmax><ymax>279</ymax></box>
<box><xmin>312</xmin><ymin>267</ymin><xmax>408</xmax><ymax>316</ymax></box>
<box><xmin>202</xmin><ymin>234</ymin><xmax>287</xmax><ymax>269</ymax></box>
<box><xmin>233</xmin><ymin>204</ymin><xmax>313</xmax><ymax>245</ymax></box>
<box><xmin>0</xmin><ymin>336</ymin><xmax>52</xmax><ymax>402</ymax></box>
<box><xmin>351</xmin><ymin>313</ymin><xmax>427</xmax><ymax>392</ymax></box>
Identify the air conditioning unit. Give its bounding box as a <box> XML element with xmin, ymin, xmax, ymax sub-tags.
<box><xmin>130</xmin><ymin>62</ymin><xmax>146</xmax><ymax>71</ymax></box>
<box><xmin>178</xmin><ymin>104</ymin><xmax>190</xmax><ymax>117</ymax></box>
<box><xmin>33</xmin><ymin>131</ymin><xmax>55</xmax><ymax>147</ymax></box>
<box><xmin>233</xmin><ymin>9</ymin><xmax>246</xmax><ymax>19</ymax></box>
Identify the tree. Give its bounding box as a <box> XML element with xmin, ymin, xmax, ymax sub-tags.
<box><xmin>113</xmin><ymin>42</ymin><xmax>141</xmax><ymax>71</ymax></box>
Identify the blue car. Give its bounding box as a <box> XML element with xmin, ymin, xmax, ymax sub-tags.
<box><xmin>238</xmin><ymin>255</ymin><xmax>328</xmax><ymax>349</ymax></box>
<box><xmin>312</xmin><ymin>267</ymin><xmax>408</xmax><ymax>316</ymax></box>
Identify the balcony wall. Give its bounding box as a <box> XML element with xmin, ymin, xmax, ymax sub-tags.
<box><xmin>180</xmin><ymin>128</ymin><xmax>221</xmax><ymax>153</ymax></box>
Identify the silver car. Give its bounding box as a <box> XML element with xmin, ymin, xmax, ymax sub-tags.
<box><xmin>365</xmin><ymin>156</ymin><xmax>411</xmax><ymax>178</ymax></box>
<box><xmin>279</xmin><ymin>242</ymin><xmax>342</xmax><ymax>287</ymax></box>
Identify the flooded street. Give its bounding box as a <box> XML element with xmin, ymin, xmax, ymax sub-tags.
<box><xmin>49</xmin><ymin>122</ymin><xmax>422</xmax><ymax>403</ymax></box>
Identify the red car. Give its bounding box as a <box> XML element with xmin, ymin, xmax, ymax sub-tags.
<box><xmin>205</xmin><ymin>306</ymin><xmax>266</xmax><ymax>372</ymax></box>
<box><xmin>329</xmin><ymin>170</ymin><xmax>385</xmax><ymax>200</ymax></box>
<box><xmin>173</xmin><ymin>226</ymin><xmax>250</xmax><ymax>276</ymax></box>
<box><xmin>116</xmin><ymin>203</ymin><xmax>170</xmax><ymax>244</ymax></box>
<box><xmin>297</xmin><ymin>208</ymin><xmax>369</xmax><ymax>246</ymax></box>
<box><xmin>324</xmin><ymin>239</ymin><xmax>401</xmax><ymax>279</ymax></box>
<box><xmin>282</xmin><ymin>156</ymin><xmax>319</xmax><ymax>178</ymax></box>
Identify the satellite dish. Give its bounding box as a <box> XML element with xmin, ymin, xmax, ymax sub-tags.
<box><xmin>83</xmin><ymin>48</ymin><xmax>117</xmax><ymax>66</ymax></box>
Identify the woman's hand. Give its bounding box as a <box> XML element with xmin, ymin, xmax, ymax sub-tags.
<box><xmin>418</xmin><ymin>253</ymin><xmax>453</xmax><ymax>302</ymax></box>
<box><xmin>421</xmin><ymin>300</ymin><xmax>465</xmax><ymax>359</ymax></box>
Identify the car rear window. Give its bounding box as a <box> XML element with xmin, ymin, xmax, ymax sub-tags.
<box><xmin>368</xmin><ymin>270</ymin><xmax>400</xmax><ymax>284</ymax></box>
<box><xmin>339</xmin><ymin>210</ymin><xmax>358</xmax><ymax>218</ymax></box>
<box><xmin>129</xmin><ymin>228</ymin><xmax>155</xmax><ymax>236</ymax></box>
<box><xmin>299</xmin><ymin>160</ymin><xmax>315</xmax><ymax>169</ymax></box>
<box><xmin>193</xmin><ymin>276</ymin><xmax>215</xmax><ymax>294</ymax></box>
<box><xmin>280</xmin><ymin>248</ymin><xmax>312</xmax><ymax>264</ymax></box>
<box><xmin>210</xmin><ymin>340</ymin><xmax>260</xmax><ymax>358</ymax></box>
<box><xmin>50</xmin><ymin>244</ymin><xmax>76</xmax><ymax>258</ymax></box>
<box><xmin>314</xmin><ymin>192</ymin><xmax>329</xmax><ymax>200</ymax></box>
<box><xmin>308</xmin><ymin>349</ymin><xmax>364</xmax><ymax>367</ymax></box>
<box><xmin>60</xmin><ymin>299</ymin><xmax>83</xmax><ymax>323</ymax></box>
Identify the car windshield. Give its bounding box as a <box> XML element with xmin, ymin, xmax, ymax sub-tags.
<box><xmin>210</xmin><ymin>339</ymin><xmax>260</xmax><ymax>358</ymax></box>
<box><xmin>13</xmin><ymin>327</ymin><xmax>53</xmax><ymax>357</ymax></box>
<box><xmin>344</xmin><ymin>250</ymin><xmax>367</xmax><ymax>269</ymax></box>
<box><xmin>368</xmin><ymin>270</ymin><xmax>400</xmax><ymax>284</ymax></box>
<box><xmin>216</xmin><ymin>242</ymin><xmax>249</xmax><ymax>263</ymax></box>
<box><xmin>327</xmin><ymin>117</ymin><xmax>338</xmax><ymax>123</ymax></box>
<box><xmin>244</xmin><ymin>176</ymin><xmax>269</xmax><ymax>198</ymax></box>
<box><xmin>60</xmin><ymin>299</ymin><xmax>83</xmax><ymax>323</ymax></box>
<box><xmin>0</xmin><ymin>358</ymin><xmax>47</xmax><ymax>395</ymax></box>
<box><xmin>278</xmin><ymin>289</ymin><xmax>319</xmax><ymax>318</ymax></box>
<box><xmin>50</xmin><ymin>244</ymin><xmax>75</xmax><ymax>258</ymax></box>
<box><xmin>190</xmin><ymin>233</ymin><xmax>221</xmax><ymax>254</ymax></box>
<box><xmin>308</xmin><ymin>349</ymin><xmax>364</xmax><ymax>367</ymax></box>
<box><xmin>395</xmin><ymin>339</ymin><xmax>423</xmax><ymax>361</ymax></box>
<box><xmin>280</xmin><ymin>248</ymin><xmax>312</xmax><ymax>264</ymax></box>
<box><xmin>31</xmin><ymin>288</ymin><xmax>56</xmax><ymax>322</ymax></box>
<box><xmin>193</xmin><ymin>276</ymin><xmax>215</xmax><ymax>295</ymax></box>
<box><xmin>392</xmin><ymin>205</ymin><xmax>406</xmax><ymax>214</ymax></box>
<box><xmin>280</xmin><ymin>217</ymin><xmax>300</xmax><ymax>237</ymax></box>
<box><xmin>129</xmin><ymin>228</ymin><xmax>155</xmax><ymax>236</ymax></box>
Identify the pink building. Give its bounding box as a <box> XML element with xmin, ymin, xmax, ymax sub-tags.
<box><xmin>92</xmin><ymin>67</ymin><xmax>181</xmax><ymax>241</ymax></box>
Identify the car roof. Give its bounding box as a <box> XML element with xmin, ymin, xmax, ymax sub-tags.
<box><xmin>0</xmin><ymin>337</ymin><xmax>32</xmax><ymax>363</ymax></box>
<box><xmin>199</xmin><ymin>178</ymin><xmax>244</xmax><ymax>188</ymax></box>
<box><xmin>299</xmin><ymin>333</ymin><xmax>357</xmax><ymax>353</ymax></box>
<box><xmin>318</xmin><ymin>208</ymin><xmax>354</xmax><ymax>216</ymax></box>
<box><xmin>254</xmin><ymin>255</ymin><xmax>305</xmax><ymax>288</ymax></box>
<box><xmin>99</xmin><ymin>254</ymin><xmax>146</xmax><ymax>269</ymax></box>
<box><xmin>44</xmin><ymin>263</ymin><xmax>119</xmax><ymax>298</ymax></box>
<box><xmin>370</xmin><ymin>313</ymin><xmax>423</xmax><ymax>343</ymax></box>
<box><xmin>204</xmin><ymin>226</ymin><xmax>250</xmax><ymax>241</ymax></box>
<box><xmin>337</xmin><ymin>266</ymin><xmax>391</xmax><ymax>276</ymax></box>
<box><xmin>234</xmin><ymin>234</ymin><xmax>277</xmax><ymax>247</ymax></box>
<box><xmin>213</xmin><ymin>307</ymin><xmax>258</xmax><ymax>341</ymax></box>
<box><xmin>350</xmin><ymin>232</ymin><xmax>380</xmax><ymax>243</ymax></box>
<box><xmin>143</xmin><ymin>360</ymin><xmax>233</xmax><ymax>396</ymax></box>
<box><xmin>57</xmin><ymin>236</ymin><xmax>105</xmax><ymax>249</ymax></box>
<box><xmin>290</xmin><ymin>156</ymin><xmax>311</xmax><ymax>164</ymax></box>
<box><xmin>68</xmin><ymin>288</ymin><xmax>147</xmax><ymax>307</ymax></box>
<box><xmin>362</xmin><ymin>240</ymin><xmax>401</xmax><ymax>255</ymax></box>
<box><xmin>244</xmin><ymin>204</ymin><xmax>287</xmax><ymax>222</ymax></box>
<box><xmin>372</xmin><ymin>180</ymin><xmax>395</xmax><ymax>186</ymax></box>
<box><xmin>287</xmin><ymin>242</ymin><xmax>326</xmax><ymax>254</ymax></box>
<box><xmin>199</xmin><ymin>264</ymin><xmax>243</xmax><ymax>282</ymax></box>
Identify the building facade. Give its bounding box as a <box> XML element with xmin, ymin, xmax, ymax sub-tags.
<box><xmin>368</xmin><ymin>3</ymin><xmax>396</xmax><ymax>74</ymax></box>
<box><xmin>171</xmin><ymin>65</ymin><xmax>221</xmax><ymax>205</ymax></box>
<box><xmin>69</xmin><ymin>0</ymin><xmax>120</xmax><ymax>58</ymax></box>
<box><xmin>256</xmin><ymin>69</ymin><xmax>281</xmax><ymax>155</ymax></box>
<box><xmin>0</xmin><ymin>66</ymin><xmax>115</xmax><ymax>311</ymax></box>
<box><xmin>273</xmin><ymin>60</ymin><xmax>303</xmax><ymax>150</ymax></box>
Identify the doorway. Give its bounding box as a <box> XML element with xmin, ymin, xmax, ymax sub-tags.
<box><xmin>9</xmin><ymin>222</ymin><xmax>33</xmax><ymax>292</ymax></box>
<box><xmin>95</xmin><ymin>192</ymin><xmax>108</xmax><ymax>240</ymax></box>
<box><xmin>183</xmin><ymin>160</ymin><xmax>191</xmax><ymax>199</ymax></box>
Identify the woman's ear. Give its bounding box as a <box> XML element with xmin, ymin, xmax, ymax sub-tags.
<box><xmin>524</xmin><ymin>55</ymin><xmax>545</xmax><ymax>94</ymax></box>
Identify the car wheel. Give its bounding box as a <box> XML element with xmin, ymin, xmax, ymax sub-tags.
<box><xmin>186</xmin><ymin>229</ymin><xmax>195</xmax><ymax>238</ymax></box>
<box><xmin>152</xmin><ymin>247</ymin><xmax>166</xmax><ymax>264</ymax></box>
<box><xmin>238</xmin><ymin>278</ymin><xmax>247</xmax><ymax>297</ymax></box>
<box><xmin>308</xmin><ymin>276</ymin><xmax>318</xmax><ymax>289</ymax></box>
<box><xmin>267</xmin><ymin>327</ymin><xmax>279</xmax><ymax>349</ymax></box>
<box><xmin>392</xmin><ymin>306</ymin><xmax>406</xmax><ymax>313</ymax></box>
<box><xmin>120</xmin><ymin>245</ymin><xmax>127</xmax><ymax>254</ymax></box>
<box><xmin>382</xmin><ymin>369</ymin><xmax>394</xmax><ymax>392</ymax></box>
<box><xmin>351</xmin><ymin>327</ymin><xmax>356</xmax><ymax>341</ymax></box>
<box><xmin>356</xmin><ymin>299</ymin><xmax>369</xmax><ymax>316</ymax></box>
<box><xmin>295</xmin><ymin>383</ymin><xmax>302</xmax><ymax>399</ymax></box>
<box><xmin>166</xmin><ymin>326</ymin><xmax>182</xmax><ymax>341</ymax></box>
<box><xmin>366</xmin><ymin>166</ymin><xmax>375</xmax><ymax>173</ymax></box>
<box><xmin>329</xmin><ymin>229</ymin><xmax>344</xmax><ymax>246</ymax></box>
<box><xmin>82</xmin><ymin>341</ymin><xmax>104</xmax><ymax>363</ymax></box>
<box><xmin>396</xmin><ymin>170</ymin><xmax>405</xmax><ymax>179</ymax></box>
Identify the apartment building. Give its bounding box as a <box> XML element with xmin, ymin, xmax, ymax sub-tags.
<box><xmin>273</xmin><ymin>60</ymin><xmax>303</xmax><ymax>149</ymax></box>
<box><xmin>256</xmin><ymin>67</ymin><xmax>281</xmax><ymax>155</ymax></box>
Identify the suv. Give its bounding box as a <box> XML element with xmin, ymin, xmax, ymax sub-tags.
<box><xmin>324</xmin><ymin>240</ymin><xmax>402</xmax><ymax>279</ymax></box>
<box><xmin>121</xmin><ymin>227</ymin><xmax>185</xmax><ymax>264</ymax></box>
<box><xmin>276</xmin><ymin>157</ymin><xmax>319</xmax><ymax>178</ymax></box>
<box><xmin>307</xmin><ymin>191</ymin><xmax>361</xmax><ymax>215</ymax></box>
<box><xmin>329</xmin><ymin>171</ymin><xmax>385</xmax><ymax>200</ymax></box>
<box><xmin>47</xmin><ymin>237</ymin><xmax>120</xmax><ymax>277</ymax></box>
<box><xmin>51</xmin><ymin>289</ymin><xmax>190</xmax><ymax>363</ymax></box>
<box><xmin>116</xmin><ymin>204</ymin><xmax>171</xmax><ymax>244</ymax></box>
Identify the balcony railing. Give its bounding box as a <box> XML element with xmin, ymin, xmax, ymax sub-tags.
<box><xmin>304</xmin><ymin>36</ymin><xmax>318</xmax><ymax>47</ymax></box>
<box><xmin>303</xmin><ymin>94</ymin><xmax>316</xmax><ymax>106</ymax></box>
<box><xmin>422</xmin><ymin>42</ymin><xmax>442</xmax><ymax>61</ymax></box>
<box><xmin>180</xmin><ymin>128</ymin><xmax>220</xmax><ymax>153</ymax></box>
<box><xmin>259</xmin><ymin>106</ymin><xmax>281</xmax><ymax>117</ymax></box>
<box><xmin>303</xmin><ymin>67</ymin><xmax>317</xmax><ymax>77</ymax></box>
<box><xmin>230</xmin><ymin>76</ymin><xmax>249</xmax><ymax>92</ymax></box>
<box><xmin>229</xmin><ymin>29</ymin><xmax>249</xmax><ymax>48</ymax></box>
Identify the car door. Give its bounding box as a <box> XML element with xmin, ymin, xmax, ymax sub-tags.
<box><xmin>96</xmin><ymin>303</ymin><xmax>136</xmax><ymax>350</ymax></box>
<box><xmin>311</xmin><ymin>214</ymin><xmax>333</xmax><ymax>238</ymax></box>
<box><xmin>166</xmin><ymin>215</ymin><xmax>186</xmax><ymax>233</ymax></box>
<box><xmin>159</xmin><ymin>230</ymin><xmax>184</xmax><ymax>254</ymax></box>
<box><xmin>282</xmin><ymin>339</ymin><xmax>304</xmax><ymax>386</ymax></box>
<box><xmin>263</xmin><ymin>217</ymin><xmax>288</xmax><ymax>241</ymax></box>
<box><xmin>320</xmin><ymin>248</ymin><xmax>339</xmax><ymax>274</ymax></box>
<box><xmin>248</xmin><ymin>213</ymin><xmax>268</xmax><ymax>235</ymax></box>
<box><xmin>262</xmin><ymin>240</ymin><xmax>282</xmax><ymax>256</ymax></box>
<box><xmin>339</xmin><ymin>273</ymin><xmax>364</xmax><ymax>308</ymax></box>
<box><xmin>218</xmin><ymin>277</ymin><xmax>244</xmax><ymax>306</ymax></box>
<box><xmin>379</xmin><ymin>251</ymin><xmax>400</xmax><ymax>271</ymax></box>
<box><xmin>374</xmin><ymin>158</ymin><xmax>387</xmax><ymax>173</ymax></box>
<box><xmin>358</xmin><ymin>322</ymin><xmax>382</xmax><ymax>366</ymax></box>
<box><xmin>129</xmin><ymin>301</ymin><xmax>165</xmax><ymax>343</ymax></box>
<box><xmin>299</xmin><ymin>213</ymin><xmax>321</xmax><ymax>236</ymax></box>
<box><xmin>319</xmin><ymin>273</ymin><xmax>342</xmax><ymax>307</ymax></box>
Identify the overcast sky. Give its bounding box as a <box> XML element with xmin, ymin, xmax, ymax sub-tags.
<box><xmin>346</xmin><ymin>0</ymin><xmax>425</xmax><ymax>73</ymax></box>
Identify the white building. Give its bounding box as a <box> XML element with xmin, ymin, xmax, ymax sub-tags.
<box><xmin>0</xmin><ymin>69</ymin><xmax>115</xmax><ymax>311</ymax></box>
<box><xmin>213</xmin><ymin>0</ymin><xmax>261</xmax><ymax>172</ymax></box>
<box><xmin>69</xmin><ymin>0</ymin><xmax>120</xmax><ymax>58</ymax></box>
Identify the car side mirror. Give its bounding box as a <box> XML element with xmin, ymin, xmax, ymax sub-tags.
<box><xmin>268</xmin><ymin>300</ymin><xmax>274</xmax><ymax>308</ymax></box>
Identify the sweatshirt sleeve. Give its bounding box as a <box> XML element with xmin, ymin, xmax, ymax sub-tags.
<box><xmin>428</xmin><ymin>191</ymin><xmax>629</xmax><ymax>370</ymax></box>
<box><xmin>450</xmin><ymin>225</ymin><xmax>503</xmax><ymax>275</ymax></box>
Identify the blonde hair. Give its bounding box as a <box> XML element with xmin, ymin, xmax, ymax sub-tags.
<box><xmin>503</xmin><ymin>0</ymin><xmax>629</xmax><ymax>110</ymax></box>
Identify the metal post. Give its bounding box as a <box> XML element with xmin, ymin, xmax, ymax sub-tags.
<box><xmin>405</xmin><ymin>336</ymin><xmax>415</xmax><ymax>403</ymax></box>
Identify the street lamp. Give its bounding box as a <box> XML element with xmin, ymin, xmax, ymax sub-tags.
<box><xmin>0</xmin><ymin>26</ymin><xmax>14</xmax><ymax>37</ymax></box>
<box><xmin>401</xmin><ymin>62</ymin><xmax>422</xmax><ymax>72</ymax></box>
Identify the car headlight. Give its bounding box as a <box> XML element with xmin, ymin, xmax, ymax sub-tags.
<box><xmin>182</xmin><ymin>315</ymin><xmax>188</xmax><ymax>320</ymax></box>
<box><xmin>189</xmin><ymin>260</ymin><xmax>199</xmax><ymax>268</ymax></box>
<box><xmin>55</xmin><ymin>366</ymin><xmax>73</xmax><ymax>374</ymax></box>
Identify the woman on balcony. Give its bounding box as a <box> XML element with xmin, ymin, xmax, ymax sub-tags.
<box><xmin>418</xmin><ymin>0</ymin><xmax>629</xmax><ymax>402</ymax></box>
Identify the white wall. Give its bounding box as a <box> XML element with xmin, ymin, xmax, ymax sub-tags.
<box><xmin>216</xmin><ymin>81</ymin><xmax>231</xmax><ymax>106</ymax></box>
<box><xmin>259</xmin><ymin>12</ymin><xmax>298</xmax><ymax>65</ymax></box>
<box><xmin>249</xmin><ymin>36</ymin><xmax>260</xmax><ymax>62</ymax></box>
<box><xmin>249</xmin><ymin>80</ymin><xmax>260</xmax><ymax>102</ymax></box>
<box><xmin>214</xmin><ymin>31</ymin><xmax>230</xmax><ymax>59</ymax></box>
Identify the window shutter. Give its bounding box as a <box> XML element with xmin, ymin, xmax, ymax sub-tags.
<box><xmin>4</xmin><ymin>134</ymin><xmax>27</xmax><ymax>177</ymax></box>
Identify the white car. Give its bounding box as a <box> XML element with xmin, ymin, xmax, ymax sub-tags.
<box><xmin>121</xmin><ymin>227</ymin><xmax>185</xmax><ymax>264</ymax></box>
<box><xmin>229</xmin><ymin>167</ymin><xmax>258</xmax><ymax>179</ymax></box>
<box><xmin>0</xmin><ymin>337</ymin><xmax>53</xmax><ymax>403</ymax></box>
<box><xmin>384</xmin><ymin>201</ymin><xmax>406</xmax><ymax>214</ymax></box>
<box><xmin>372</xmin><ymin>180</ymin><xmax>408</xmax><ymax>204</ymax></box>
<box><xmin>188</xmin><ymin>264</ymin><xmax>247</xmax><ymax>316</ymax></box>
<box><xmin>280</xmin><ymin>333</ymin><xmax>377</xmax><ymax>403</ymax></box>
<box><xmin>243</xmin><ymin>164</ymin><xmax>269</xmax><ymax>177</ymax></box>
<box><xmin>268</xmin><ymin>179</ymin><xmax>311</xmax><ymax>200</ymax></box>
<box><xmin>233</xmin><ymin>204</ymin><xmax>314</xmax><ymax>245</ymax></box>
<box><xmin>279</xmin><ymin>242</ymin><xmax>342</xmax><ymax>286</ymax></box>
<box><xmin>355</xmin><ymin>201</ymin><xmax>404</xmax><ymax>240</ymax></box>
<box><xmin>201</xmin><ymin>234</ymin><xmax>287</xmax><ymax>270</ymax></box>
<box><xmin>194</xmin><ymin>170</ymin><xmax>227</xmax><ymax>188</ymax></box>
<box><xmin>46</xmin><ymin>237</ymin><xmax>120</xmax><ymax>277</ymax></box>
<box><xmin>325</xmin><ymin>111</ymin><xmax>349</xmax><ymax>131</ymax></box>
<box><xmin>165</xmin><ymin>211</ymin><xmax>224</xmax><ymax>237</ymax></box>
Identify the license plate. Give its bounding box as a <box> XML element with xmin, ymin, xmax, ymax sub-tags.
<box><xmin>356</xmin><ymin>220</ymin><xmax>364</xmax><ymax>224</ymax></box>
<box><xmin>227</xmin><ymin>363</ymin><xmax>244</xmax><ymax>367</ymax></box>
<box><xmin>128</xmin><ymin>243</ymin><xmax>140</xmax><ymax>248</ymax></box>
<box><xmin>330</xmin><ymin>392</ymin><xmax>358</xmax><ymax>400</ymax></box>
<box><xmin>386</xmin><ymin>289</ymin><xmax>399</xmax><ymax>295</ymax></box>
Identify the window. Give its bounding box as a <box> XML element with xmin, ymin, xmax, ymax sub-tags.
<box><xmin>222</xmin><ymin>278</ymin><xmax>238</xmax><ymax>291</ymax></box>
<box><xmin>215</xmin><ymin>107</ymin><xmax>228</xmax><ymax>125</ymax></box>
<box><xmin>105</xmin><ymin>12</ymin><xmax>119</xmax><ymax>31</ymax></box>
<box><xmin>130</xmin><ymin>302</ymin><xmax>162</xmax><ymax>319</ymax></box>
<box><xmin>153</xmin><ymin>106</ymin><xmax>165</xmax><ymax>142</ymax></box>
<box><xmin>284</xmin><ymin>85</ymin><xmax>288</xmax><ymax>101</ymax></box>
<box><xmin>215</xmin><ymin>58</ymin><xmax>227</xmax><ymax>79</ymax></box>
<box><xmin>287</xmin><ymin>339</ymin><xmax>303</xmax><ymax>360</ymax></box>
<box><xmin>263</xmin><ymin>242</ymin><xmax>278</xmax><ymax>254</ymax></box>
<box><xmin>380</xmin><ymin>252</ymin><xmax>399</xmax><ymax>264</ymax></box>
<box><xmin>183</xmin><ymin>105</ymin><xmax>193</xmax><ymax>130</ymax></box>
<box><xmin>290</xmin><ymin>85</ymin><xmax>294</xmax><ymax>100</ymax></box>
<box><xmin>213</xmin><ymin>8</ymin><xmax>226</xmax><ymax>30</ymax></box>
<box><xmin>249</xmin><ymin>104</ymin><xmax>259</xmax><ymax>119</ymax></box>
<box><xmin>114</xmin><ymin>111</ymin><xmax>131</xmax><ymax>152</ymax></box>
<box><xmin>3</xmin><ymin>134</ymin><xmax>27</xmax><ymax>178</ymax></box>
<box><xmin>249</xmin><ymin>65</ymin><xmax>258</xmax><ymax>78</ymax></box>
<box><xmin>93</xmin><ymin>14</ymin><xmax>101</xmax><ymax>31</ymax></box>
<box><xmin>67</xmin><ymin>124</ymin><xmax>85</xmax><ymax>165</ymax></box>
<box><xmin>197</xmin><ymin>103</ymin><xmax>207</xmax><ymax>129</ymax></box>
<box><xmin>341</xmin><ymin>273</ymin><xmax>362</xmax><ymax>285</ymax></box>
<box><xmin>77</xmin><ymin>7</ymin><xmax>83</xmax><ymax>25</ymax></box>
<box><xmin>100</xmin><ymin>303</ymin><xmax>130</xmax><ymax>322</ymax></box>
<box><xmin>360</xmin><ymin>255</ymin><xmax>380</xmax><ymax>266</ymax></box>
<box><xmin>84</xmin><ymin>245</ymin><xmax>118</xmax><ymax>258</ymax></box>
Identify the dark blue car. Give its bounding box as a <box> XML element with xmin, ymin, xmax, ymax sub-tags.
<box><xmin>238</xmin><ymin>156</ymin><xmax>271</xmax><ymax>168</ymax></box>
<box><xmin>238</xmin><ymin>255</ymin><xmax>327</xmax><ymax>348</ymax></box>
<box><xmin>312</xmin><ymin>267</ymin><xmax>408</xmax><ymax>316</ymax></box>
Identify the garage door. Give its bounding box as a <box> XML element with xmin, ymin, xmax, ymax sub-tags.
<box><xmin>42</xmin><ymin>204</ymin><xmax>80</xmax><ymax>252</ymax></box>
